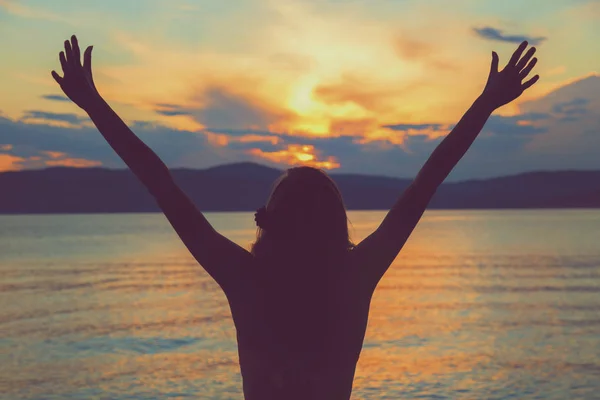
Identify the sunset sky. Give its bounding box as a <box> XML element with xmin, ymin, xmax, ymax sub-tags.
<box><xmin>0</xmin><ymin>0</ymin><xmax>598</xmax><ymax>179</ymax></box>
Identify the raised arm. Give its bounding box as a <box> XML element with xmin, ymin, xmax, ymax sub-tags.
<box><xmin>352</xmin><ymin>41</ymin><xmax>539</xmax><ymax>291</ymax></box>
<box><xmin>52</xmin><ymin>36</ymin><xmax>253</xmax><ymax>295</ymax></box>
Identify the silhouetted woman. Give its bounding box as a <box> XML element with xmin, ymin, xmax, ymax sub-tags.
<box><xmin>52</xmin><ymin>36</ymin><xmax>539</xmax><ymax>399</ymax></box>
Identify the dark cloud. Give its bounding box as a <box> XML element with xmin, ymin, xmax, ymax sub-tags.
<box><xmin>552</xmin><ymin>98</ymin><xmax>590</xmax><ymax>122</ymax></box>
<box><xmin>21</xmin><ymin>110</ymin><xmax>89</xmax><ymax>125</ymax></box>
<box><xmin>155</xmin><ymin>110</ymin><xmax>191</xmax><ymax>117</ymax></box>
<box><xmin>197</xmin><ymin>87</ymin><xmax>281</xmax><ymax>129</ymax></box>
<box><xmin>152</xmin><ymin>87</ymin><xmax>290</xmax><ymax>131</ymax></box>
<box><xmin>484</xmin><ymin>114</ymin><xmax>549</xmax><ymax>136</ymax></box>
<box><xmin>206</xmin><ymin>128</ymin><xmax>281</xmax><ymax>138</ymax></box>
<box><xmin>41</xmin><ymin>94</ymin><xmax>71</xmax><ymax>102</ymax></box>
<box><xmin>154</xmin><ymin>103</ymin><xmax>193</xmax><ymax>117</ymax></box>
<box><xmin>516</xmin><ymin>112</ymin><xmax>550</xmax><ymax>121</ymax></box>
<box><xmin>307</xmin><ymin>135</ymin><xmax>433</xmax><ymax>179</ymax></box>
<box><xmin>382</xmin><ymin>123</ymin><xmax>449</xmax><ymax>131</ymax></box>
<box><xmin>381</xmin><ymin>113</ymin><xmax>548</xmax><ymax>141</ymax></box>
<box><xmin>473</xmin><ymin>27</ymin><xmax>547</xmax><ymax>45</ymax></box>
<box><xmin>0</xmin><ymin>117</ymin><xmax>230</xmax><ymax>170</ymax></box>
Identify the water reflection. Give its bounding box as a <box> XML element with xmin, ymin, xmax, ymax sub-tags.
<box><xmin>1</xmin><ymin>210</ymin><xmax>600</xmax><ymax>399</ymax></box>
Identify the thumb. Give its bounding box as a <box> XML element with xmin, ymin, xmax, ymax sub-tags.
<box><xmin>83</xmin><ymin>46</ymin><xmax>94</xmax><ymax>76</ymax></box>
<box><xmin>490</xmin><ymin>51</ymin><xmax>499</xmax><ymax>75</ymax></box>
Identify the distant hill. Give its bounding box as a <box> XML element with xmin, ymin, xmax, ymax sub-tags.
<box><xmin>1</xmin><ymin>162</ymin><xmax>599</xmax><ymax>214</ymax></box>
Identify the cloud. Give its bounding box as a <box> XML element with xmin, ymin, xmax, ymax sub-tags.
<box><xmin>267</xmin><ymin>53</ymin><xmax>316</xmax><ymax>72</ymax></box>
<box><xmin>194</xmin><ymin>87</ymin><xmax>291</xmax><ymax>130</ymax></box>
<box><xmin>552</xmin><ymin>98</ymin><xmax>590</xmax><ymax>122</ymax></box>
<box><xmin>42</xmin><ymin>151</ymin><xmax>66</xmax><ymax>159</ymax></box>
<box><xmin>0</xmin><ymin>153</ymin><xmax>26</xmax><ymax>172</ymax></box>
<box><xmin>393</xmin><ymin>36</ymin><xmax>457</xmax><ymax>71</ymax></box>
<box><xmin>247</xmin><ymin>144</ymin><xmax>340</xmax><ymax>170</ymax></box>
<box><xmin>152</xmin><ymin>87</ymin><xmax>294</xmax><ymax>131</ymax></box>
<box><xmin>484</xmin><ymin>114</ymin><xmax>549</xmax><ymax>136</ymax></box>
<box><xmin>313</xmin><ymin>75</ymin><xmax>404</xmax><ymax>113</ymax></box>
<box><xmin>1</xmin><ymin>73</ymin><xmax>598</xmax><ymax>178</ymax></box>
<box><xmin>545</xmin><ymin>66</ymin><xmax>567</xmax><ymax>77</ymax></box>
<box><xmin>154</xmin><ymin>103</ymin><xmax>193</xmax><ymax>117</ymax></box>
<box><xmin>0</xmin><ymin>145</ymin><xmax>102</xmax><ymax>172</ymax></box>
<box><xmin>206</xmin><ymin>128</ymin><xmax>282</xmax><ymax>138</ymax></box>
<box><xmin>473</xmin><ymin>27</ymin><xmax>547</xmax><ymax>46</ymax></box>
<box><xmin>517</xmin><ymin>74</ymin><xmax>600</xmax><ymax>165</ymax></box>
<box><xmin>0</xmin><ymin>0</ymin><xmax>64</xmax><ymax>21</ymax></box>
<box><xmin>41</xmin><ymin>94</ymin><xmax>71</xmax><ymax>102</ymax></box>
<box><xmin>206</xmin><ymin>132</ymin><xmax>282</xmax><ymax>149</ymax></box>
<box><xmin>568</xmin><ymin>0</ymin><xmax>600</xmax><ymax>20</ymax></box>
<box><xmin>383</xmin><ymin>123</ymin><xmax>452</xmax><ymax>135</ymax></box>
<box><xmin>21</xmin><ymin>110</ymin><xmax>89</xmax><ymax>125</ymax></box>
<box><xmin>45</xmin><ymin>157</ymin><xmax>102</xmax><ymax>168</ymax></box>
<box><xmin>0</xmin><ymin>116</ymin><xmax>221</xmax><ymax>171</ymax></box>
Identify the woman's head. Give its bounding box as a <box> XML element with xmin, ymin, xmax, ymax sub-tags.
<box><xmin>251</xmin><ymin>166</ymin><xmax>353</xmax><ymax>262</ymax></box>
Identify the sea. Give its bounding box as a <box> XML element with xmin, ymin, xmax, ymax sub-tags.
<box><xmin>1</xmin><ymin>210</ymin><xmax>600</xmax><ymax>399</ymax></box>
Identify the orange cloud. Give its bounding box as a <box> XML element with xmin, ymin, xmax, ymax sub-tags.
<box><xmin>236</xmin><ymin>135</ymin><xmax>281</xmax><ymax>145</ymax></box>
<box><xmin>248</xmin><ymin>144</ymin><xmax>340</xmax><ymax>170</ymax></box>
<box><xmin>313</xmin><ymin>75</ymin><xmax>403</xmax><ymax>114</ymax></box>
<box><xmin>355</xmin><ymin>124</ymin><xmax>452</xmax><ymax>147</ymax></box>
<box><xmin>45</xmin><ymin>158</ymin><xmax>102</xmax><ymax>168</ymax></box>
<box><xmin>0</xmin><ymin>153</ymin><xmax>26</xmax><ymax>172</ymax></box>
<box><xmin>204</xmin><ymin>131</ymin><xmax>282</xmax><ymax>147</ymax></box>
<box><xmin>0</xmin><ymin>147</ymin><xmax>102</xmax><ymax>171</ymax></box>
<box><xmin>204</xmin><ymin>131</ymin><xmax>230</xmax><ymax>147</ymax></box>
<box><xmin>328</xmin><ymin>118</ymin><xmax>378</xmax><ymax>137</ymax></box>
<box><xmin>42</xmin><ymin>150</ymin><xmax>66</xmax><ymax>159</ymax></box>
<box><xmin>394</xmin><ymin>36</ymin><xmax>456</xmax><ymax>71</ymax></box>
<box><xmin>354</xmin><ymin>131</ymin><xmax>406</xmax><ymax>146</ymax></box>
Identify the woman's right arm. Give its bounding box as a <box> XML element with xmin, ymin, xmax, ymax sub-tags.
<box><xmin>52</xmin><ymin>36</ymin><xmax>253</xmax><ymax>294</ymax></box>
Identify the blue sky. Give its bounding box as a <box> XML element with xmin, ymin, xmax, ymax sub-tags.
<box><xmin>0</xmin><ymin>0</ymin><xmax>598</xmax><ymax>179</ymax></box>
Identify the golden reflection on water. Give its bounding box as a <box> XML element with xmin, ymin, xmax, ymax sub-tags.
<box><xmin>2</xmin><ymin>210</ymin><xmax>600</xmax><ymax>398</ymax></box>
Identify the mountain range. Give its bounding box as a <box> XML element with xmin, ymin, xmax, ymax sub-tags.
<box><xmin>1</xmin><ymin>162</ymin><xmax>599</xmax><ymax>214</ymax></box>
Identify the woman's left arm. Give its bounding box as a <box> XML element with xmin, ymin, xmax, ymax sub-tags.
<box><xmin>352</xmin><ymin>41</ymin><xmax>539</xmax><ymax>292</ymax></box>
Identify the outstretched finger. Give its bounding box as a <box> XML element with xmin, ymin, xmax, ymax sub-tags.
<box><xmin>516</xmin><ymin>46</ymin><xmax>536</xmax><ymax>71</ymax></box>
<box><xmin>522</xmin><ymin>74</ymin><xmax>539</xmax><ymax>91</ymax></box>
<box><xmin>489</xmin><ymin>51</ymin><xmax>499</xmax><ymax>76</ymax></box>
<box><xmin>64</xmin><ymin>40</ymin><xmax>73</xmax><ymax>65</ymax></box>
<box><xmin>51</xmin><ymin>70</ymin><xmax>63</xmax><ymax>85</ymax></box>
<box><xmin>83</xmin><ymin>46</ymin><xmax>94</xmax><ymax>75</ymax></box>
<box><xmin>519</xmin><ymin>58</ymin><xmax>537</xmax><ymax>80</ymax></box>
<box><xmin>507</xmin><ymin>41</ymin><xmax>528</xmax><ymax>68</ymax></box>
<box><xmin>71</xmin><ymin>35</ymin><xmax>81</xmax><ymax>66</ymax></box>
<box><xmin>59</xmin><ymin>51</ymin><xmax>69</xmax><ymax>74</ymax></box>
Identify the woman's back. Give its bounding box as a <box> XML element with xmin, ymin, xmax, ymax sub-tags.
<box><xmin>231</xmin><ymin>256</ymin><xmax>372</xmax><ymax>399</ymax></box>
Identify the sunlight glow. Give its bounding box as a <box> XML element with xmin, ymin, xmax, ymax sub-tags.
<box><xmin>248</xmin><ymin>144</ymin><xmax>340</xmax><ymax>169</ymax></box>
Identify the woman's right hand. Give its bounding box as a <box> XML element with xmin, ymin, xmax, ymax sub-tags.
<box><xmin>51</xmin><ymin>35</ymin><xmax>101</xmax><ymax>111</ymax></box>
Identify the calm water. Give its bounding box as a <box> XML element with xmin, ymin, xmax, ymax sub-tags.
<box><xmin>1</xmin><ymin>210</ymin><xmax>600</xmax><ymax>399</ymax></box>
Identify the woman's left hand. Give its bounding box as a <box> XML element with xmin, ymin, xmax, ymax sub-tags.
<box><xmin>481</xmin><ymin>41</ymin><xmax>539</xmax><ymax>110</ymax></box>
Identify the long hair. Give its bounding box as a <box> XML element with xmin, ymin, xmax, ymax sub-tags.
<box><xmin>251</xmin><ymin>167</ymin><xmax>353</xmax><ymax>271</ymax></box>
